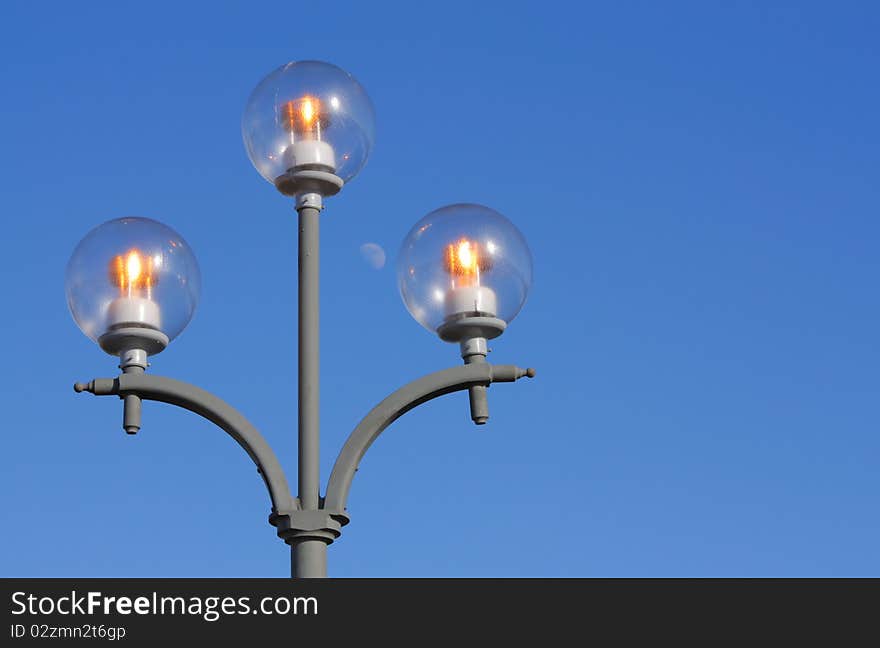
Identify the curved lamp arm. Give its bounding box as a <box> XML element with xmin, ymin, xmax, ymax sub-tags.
<box><xmin>324</xmin><ymin>363</ymin><xmax>534</xmax><ymax>521</ymax></box>
<box><xmin>74</xmin><ymin>374</ymin><xmax>297</xmax><ymax>516</ymax></box>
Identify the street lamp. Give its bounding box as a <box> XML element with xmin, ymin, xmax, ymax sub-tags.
<box><xmin>68</xmin><ymin>60</ymin><xmax>535</xmax><ymax>578</ymax></box>
<box><xmin>398</xmin><ymin>203</ymin><xmax>533</xmax><ymax>424</ymax></box>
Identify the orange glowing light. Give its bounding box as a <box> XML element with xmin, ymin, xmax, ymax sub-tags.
<box><xmin>300</xmin><ymin>97</ymin><xmax>316</xmax><ymax>125</ymax></box>
<box><xmin>281</xmin><ymin>95</ymin><xmax>325</xmax><ymax>135</ymax></box>
<box><xmin>443</xmin><ymin>238</ymin><xmax>492</xmax><ymax>283</ymax></box>
<box><xmin>110</xmin><ymin>249</ymin><xmax>155</xmax><ymax>295</ymax></box>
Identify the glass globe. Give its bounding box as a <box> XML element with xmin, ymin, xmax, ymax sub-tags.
<box><xmin>66</xmin><ymin>217</ymin><xmax>201</xmax><ymax>354</ymax></box>
<box><xmin>397</xmin><ymin>204</ymin><xmax>533</xmax><ymax>340</ymax></box>
<box><xmin>242</xmin><ymin>60</ymin><xmax>375</xmax><ymax>190</ymax></box>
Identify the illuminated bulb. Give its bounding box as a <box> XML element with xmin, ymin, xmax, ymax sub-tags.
<box><xmin>398</xmin><ymin>204</ymin><xmax>532</xmax><ymax>342</ymax></box>
<box><xmin>280</xmin><ymin>94</ymin><xmax>336</xmax><ymax>172</ymax></box>
<box><xmin>442</xmin><ymin>238</ymin><xmax>498</xmax><ymax>320</ymax></box>
<box><xmin>67</xmin><ymin>217</ymin><xmax>200</xmax><ymax>357</ymax></box>
<box><xmin>105</xmin><ymin>248</ymin><xmax>161</xmax><ymax>331</ymax></box>
<box><xmin>242</xmin><ymin>61</ymin><xmax>375</xmax><ymax>189</ymax></box>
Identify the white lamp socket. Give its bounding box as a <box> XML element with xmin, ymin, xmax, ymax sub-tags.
<box><xmin>284</xmin><ymin>139</ymin><xmax>336</xmax><ymax>171</ymax></box>
<box><xmin>444</xmin><ymin>285</ymin><xmax>498</xmax><ymax>318</ymax></box>
<box><xmin>106</xmin><ymin>297</ymin><xmax>161</xmax><ymax>331</ymax></box>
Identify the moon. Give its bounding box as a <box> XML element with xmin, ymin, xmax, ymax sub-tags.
<box><xmin>359</xmin><ymin>243</ymin><xmax>386</xmax><ymax>270</ymax></box>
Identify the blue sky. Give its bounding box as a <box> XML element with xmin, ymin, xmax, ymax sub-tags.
<box><xmin>1</xmin><ymin>0</ymin><xmax>878</xmax><ymax>576</ymax></box>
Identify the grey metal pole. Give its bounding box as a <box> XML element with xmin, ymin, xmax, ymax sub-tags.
<box><xmin>294</xmin><ymin>192</ymin><xmax>327</xmax><ymax>578</ymax></box>
<box><xmin>291</xmin><ymin>541</ymin><xmax>327</xmax><ymax>578</ymax></box>
<box><xmin>120</xmin><ymin>348</ymin><xmax>148</xmax><ymax>434</ymax></box>
<box><xmin>460</xmin><ymin>338</ymin><xmax>490</xmax><ymax>424</ymax></box>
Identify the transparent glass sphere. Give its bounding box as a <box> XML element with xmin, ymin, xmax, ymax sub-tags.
<box><xmin>65</xmin><ymin>217</ymin><xmax>201</xmax><ymax>351</ymax></box>
<box><xmin>397</xmin><ymin>204</ymin><xmax>533</xmax><ymax>338</ymax></box>
<box><xmin>242</xmin><ymin>60</ymin><xmax>375</xmax><ymax>187</ymax></box>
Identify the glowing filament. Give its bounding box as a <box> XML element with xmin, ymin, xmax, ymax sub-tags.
<box><xmin>281</xmin><ymin>95</ymin><xmax>325</xmax><ymax>138</ymax></box>
<box><xmin>110</xmin><ymin>249</ymin><xmax>155</xmax><ymax>298</ymax></box>
<box><xmin>443</xmin><ymin>238</ymin><xmax>492</xmax><ymax>287</ymax></box>
<box><xmin>300</xmin><ymin>98</ymin><xmax>315</xmax><ymax>125</ymax></box>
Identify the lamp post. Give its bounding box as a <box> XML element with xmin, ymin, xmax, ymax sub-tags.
<box><xmin>66</xmin><ymin>60</ymin><xmax>535</xmax><ymax>578</ymax></box>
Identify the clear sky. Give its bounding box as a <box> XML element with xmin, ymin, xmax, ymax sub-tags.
<box><xmin>1</xmin><ymin>0</ymin><xmax>878</xmax><ymax>577</ymax></box>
